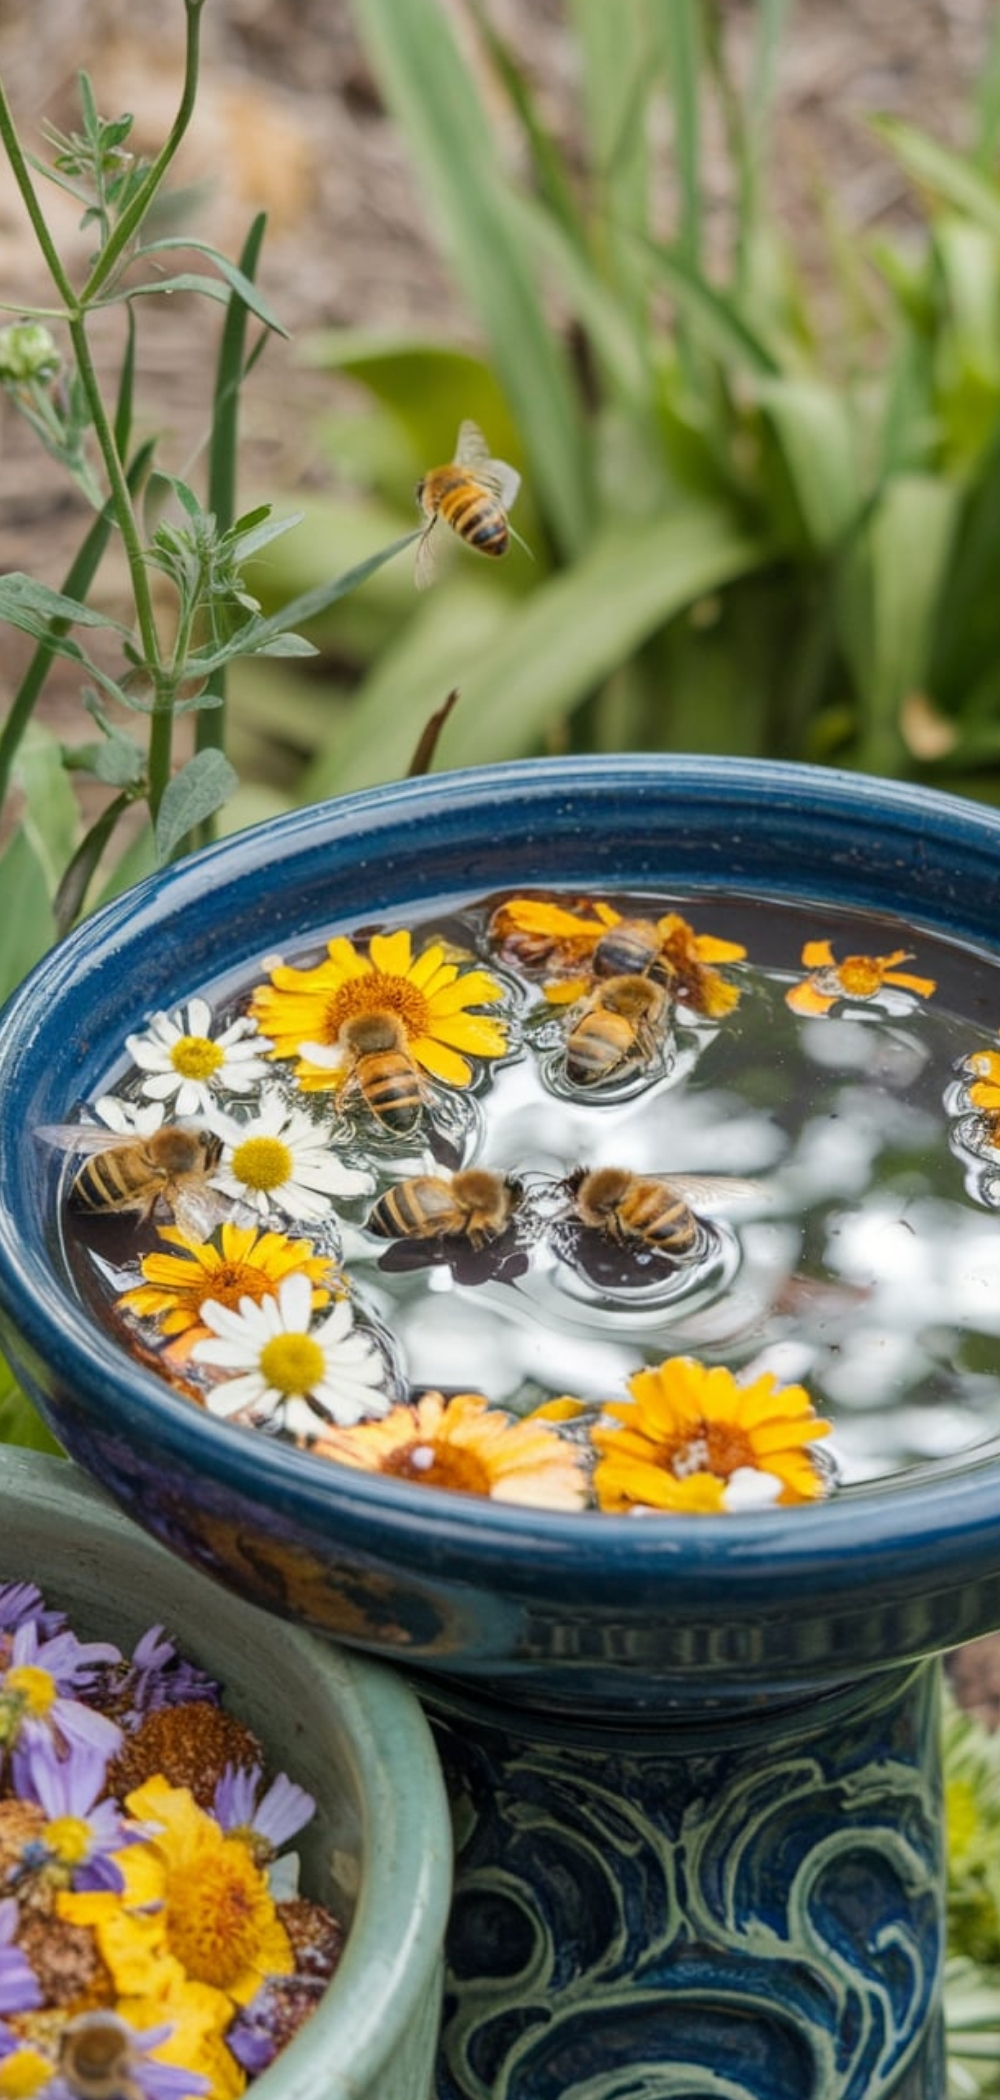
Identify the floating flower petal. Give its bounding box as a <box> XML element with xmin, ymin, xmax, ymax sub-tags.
<box><xmin>191</xmin><ymin>1274</ymin><xmax>391</xmax><ymax>1435</ymax></box>
<box><xmin>785</xmin><ymin>939</ymin><xmax>936</xmax><ymax>1017</ymax></box>
<box><xmin>249</xmin><ymin>928</ymin><xmax>508</xmax><ymax>1095</ymax></box>
<box><xmin>306</xmin><ymin>1390</ymin><xmax>590</xmax><ymax>1509</ymax></box>
<box><xmin>592</xmin><ymin>1356</ymin><xmax>831</xmax><ymax>1513</ymax></box>
<box><xmin>207</xmin><ymin>1092</ymin><xmax>370</xmax><ymax>1221</ymax></box>
<box><xmin>117</xmin><ymin>1221</ymin><xmax>336</xmax><ymax>1349</ymax></box>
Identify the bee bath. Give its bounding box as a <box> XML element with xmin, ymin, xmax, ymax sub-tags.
<box><xmin>5</xmin><ymin>753</ymin><xmax>1000</xmax><ymax>2099</ymax></box>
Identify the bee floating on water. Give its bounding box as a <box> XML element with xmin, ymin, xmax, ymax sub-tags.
<box><xmin>368</xmin><ymin>1168</ymin><xmax>521</xmax><ymax>1249</ymax></box>
<box><xmin>338</xmin><ymin>1013</ymin><xmax>428</xmax><ymax>1136</ymax></box>
<box><xmin>566</xmin><ymin>1166</ymin><xmax>761</xmax><ymax>1259</ymax></box>
<box><xmin>488</xmin><ymin>896</ymin><xmax>746</xmax><ymax>1016</ymax></box>
<box><xmin>36</xmin><ymin>1120</ymin><xmax>232</xmax><ymax>1242</ymax></box>
<box><xmin>414</xmin><ymin>419</ymin><xmax>531</xmax><ymax>589</ymax></box>
<box><xmin>563</xmin><ymin>973</ymin><xmax>672</xmax><ymax>1090</ymax></box>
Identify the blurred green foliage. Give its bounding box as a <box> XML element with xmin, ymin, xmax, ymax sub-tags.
<box><xmin>234</xmin><ymin>0</ymin><xmax>1000</xmax><ymax>810</ymax></box>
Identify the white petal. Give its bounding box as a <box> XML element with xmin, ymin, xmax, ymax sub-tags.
<box><xmin>205</xmin><ymin>1373</ymin><xmax>267</xmax><ymax>1418</ymax></box>
<box><xmin>277</xmin><ymin>1273</ymin><xmax>313</xmax><ymax>1329</ymax></box>
<box><xmin>186</xmin><ymin>997</ymin><xmax>213</xmax><ymax>1037</ymax></box>
<box><xmin>127</xmin><ymin>1038</ymin><xmax>172</xmax><ymax>1074</ymax></box>
<box><xmin>173</xmin><ymin>1080</ymin><xmax>208</xmax><ymax>1117</ymax></box>
<box><xmin>139</xmin><ymin>1071</ymin><xmax>183</xmax><ymax>1099</ymax></box>
<box><xmin>191</xmin><ymin>1336</ymin><xmax>256</xmax><ymax>1371</ymax></box>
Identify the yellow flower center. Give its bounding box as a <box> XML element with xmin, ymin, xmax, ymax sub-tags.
<box><xmin>45</xmin><ymin>1814</ymin><xmax>93</xmax><ymax>1867</ymax></box>
<box><xmin>169</xmin><ymin>1033</ymin><xmax>225</xmax><ymax>1080</ymax></box>
<box><xmin>259</xmin><ymin>1333</ymin><xmax>325</xmax><ymax>1396</ymax></box>
<box><xmin>4</xmin><ymin>1666</ymin><xmax>55</xmax><ymax>1716</ymax></box>
<box><xmin>0</xmin><ymin>2049</ymin><xmax>54</xmax><ymax>2098</ymax></box>
<box><xmin>164</xmin><ymin>1840</ymin><xmax>271</xmax><ymax>1989</ymax></box>
<box><xmin>382</xmin><ymin>1439</ymin><xmax>491</xmax><ymax>1496</ymax></box>
<box><xmin>230</xmin><ymin>1136</ymin><xmax>293</xmax><ymax>1191</ymax></box>
<box><xmin>323</xmin><ymin>971</ymin><xmax>429</xmax><ymax>1043</ymax></box>
<box><xmin>836</xmin><ymin>956</ymin><xmax>883</xmax><ymax>998</ymax></box>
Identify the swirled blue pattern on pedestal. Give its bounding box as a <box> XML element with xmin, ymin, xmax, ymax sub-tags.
<box><xmin>429</xmin><ymin>1660</ymin><xmax>944</xmax><ymax>2100</ymax></box>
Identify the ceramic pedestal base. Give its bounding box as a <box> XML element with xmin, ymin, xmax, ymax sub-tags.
<box><xmin>425</xmin><ymin>1660</ymin><xmax>944</xmax><ymax>2100</ymax></box>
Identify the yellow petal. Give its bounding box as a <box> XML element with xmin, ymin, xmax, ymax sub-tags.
<box><xmin>369</xmin><ymin>928</ymin><xmax>413</xmax><ymax>976</ymax></box>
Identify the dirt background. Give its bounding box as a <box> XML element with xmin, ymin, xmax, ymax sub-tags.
<box><xmin>4</xmin><ymin>0</ymin><xmax>1000</xmax><ymax>1721</ymax></box>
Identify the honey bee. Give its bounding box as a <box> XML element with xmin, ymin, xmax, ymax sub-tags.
<box><xmin>563</xmin><ymin>973</ymin><xmax>669</xmax><ymax>1087</ymax></box>
<box><xmin>368</xmin><ymin>1168</ymin><xmax>518</xmax><ymax>1248</ymax></box>
<box><xmin>569</xmin><ymin>1166</ymin><xmax>760</xmax><ymax>1256</ymax></box>
<box><xmin>414</xmin><ymin>419</ymin><xmax>528</xmax><ymax>589</ymax></box>
<box><xmin>591</xmin><ymin>917</ymin><xmax>677</xmax><ymax>988</ymax></box>
<box><xmin>338</xmin><ymin>1012</ymin><xmax>426</xmax><ymax>1133</ymax></box>
<box><xmin>58</xmin><ymin>2011</ymin><xmax>147</xmax><ymax>2100</ymax></box>
<box><xmin>36</xmin><ymin>1120</ymin><xmax>229</xmax><ymax>1241</ymax></box>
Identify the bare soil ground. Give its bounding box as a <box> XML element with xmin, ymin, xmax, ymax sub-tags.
<box><xmin>4</xmin><ymin>0</ymin><xmax>1000</xmax><ymax>1718</ymax></box>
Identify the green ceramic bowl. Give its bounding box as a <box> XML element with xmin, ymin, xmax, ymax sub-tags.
<box><xmin>0</xmin><ymin>1445</ymin><xmax>452</xmax><ymax>2100</ymax></box>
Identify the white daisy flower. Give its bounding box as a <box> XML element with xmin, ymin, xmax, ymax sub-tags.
<box><xmin>125</xmin><ymin>998</ymin><xmax>272</xmax><ymax>1117</ymax></box>
<box><xmin>191</xmin><ymin>1272</ymin><xmax>391</xmax><ymax>1433</ymax></box>
<box><xmin>92</xmin><ymin>1094</ymin><xmax>167</xmax><ymax>1137</ymax></box>
<box><xmin>208</xmin><ymin>1088</ymin><xmax>372</xmax><ymax>1222</ymax></box>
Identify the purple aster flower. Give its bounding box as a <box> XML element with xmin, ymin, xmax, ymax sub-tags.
<box><xmin>45</xmin><ymin>2012</ymin><xmax>210</xmax><ymax>2100</ymax></box>
<box><xmin>213</xmin><ymin>1762</ymin><xmax>315</xmax><ymax>1857</ymax></box>
<box><xmin>122</xmin><ymin>1625</ymin><xmax>221</xmax><ymax>1726</ymax></box>
<box><xmin>0</xmin><ymin>1898</ymin><xmax>41</xmax><ymax>2023</ymax></box>
<box><xmin>227</xmin><ymin>1976</ymin><xmax>326</xmax><ymax>2074</ymax></box>
<box><xmin>0</xmin><ymin>1621</ymin><xmax>123</xmax><ymax>1762</ymax></box>
<box><xmin>0</xmin><ymin>1584</ymin><xmax>65</xmax><ymax>1640</ymax></box>
<box><xmin>10</xmin><ymin>1739</ymin><xmax>127</xmax><ymax>1892</ymax></box>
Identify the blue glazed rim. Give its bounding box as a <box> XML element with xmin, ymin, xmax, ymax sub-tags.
<box><xmin>4</xmin><ymin>753</ymin><xmax>1000</xmax><ymax>1623</ymax></box>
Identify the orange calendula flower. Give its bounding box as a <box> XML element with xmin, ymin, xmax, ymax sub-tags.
<box><xmin>493</xmin><ymin>897</ymin><xmax>745</xmax><ymax>1015</ymax></box>
<box><xmin>786</xmin><ymin>938</ymin><xmax>936</xmax><ymax>1017</ymax></box>
<box><xmin>59</xmin><ymin>1775</ymin><xmax>293</xmax><ymax>2024</ymax></box>
<box><xmin>306</xmin><ymin>1389</ymin><xmax>590</xmax><ymax>1509</ymax></box>
<box><xmin>964</xmin><ymin>1047</ymin><xmax>1000</xmax><ymax>1116</ymax></box>
<box><xmin>249</xmin><ymin>927</ymin><xmax>508</xmax><ymax>1093</ymax></box>
<box><xmin>591</xmin><ymin>1356</ymin><xmax>831</xmax><ymax>1514</ymax></box>
<box><xmin>117</xmin><ymin>1221</ymin><xmax>336</xmax><ymax>1353</ymax></box>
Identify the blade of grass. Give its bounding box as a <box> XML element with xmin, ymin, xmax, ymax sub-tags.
<box><xmin>571</xmin><ymin>0</ymin><xmax>655</xmax><ymax>323</ymax></box>
<box><xmin>349</xmin><ymin>0</ymin><xmax>590</xmax><ymax>559</ymax></box>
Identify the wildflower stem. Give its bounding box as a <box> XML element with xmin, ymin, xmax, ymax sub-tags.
<box><xmin>0</xmin><ymin>80</ymin><xmax>78</xmax><ymax>312</ymax></box>
<box><xmin>77</xmin><ymin>0</ymin><xmax>208</xmax><ymax>306</ymax></box>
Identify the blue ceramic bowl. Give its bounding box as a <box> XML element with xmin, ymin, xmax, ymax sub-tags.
<box><xmin>5</xmin><ymin>755</ymin><xmax>1000</xmax><ymax>1716</ymax></box>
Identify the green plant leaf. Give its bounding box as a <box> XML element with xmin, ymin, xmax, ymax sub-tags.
<box><xmin>0</xmin><ymin>1352</ymin><xmax>63</xmax><ymax>1455</ymax></box>
<box><xmin>349</xmin><ymin>0</ymin><xmax>590</xmax><ymax>560</ymax></box>
<box><xmin>154</xmin><ymin>749</ymin><xmax>239</xmax><ymax>864</ymax></box>
<box><xmin>0</xmin><ymin>574</ymin><xmax>130</xmax><ymax>634</ymax></box>
<box><xmin>0</xmin><ymin>828</ymin><xmax>56</xmax><ymax>1000</ymax></box>
<box><xmin>755</xmin><ymin>377</ymin><xmax>862</xmax><ymax>550</ymax></box>
<box><xmin>873</xmin><ymin>114</ymin><xmax>1000</xmax><ymax>242</ymax></box>
<box><xmin>126</xmin><ymin>236</ymin><xmax>288</xmax><ymax>333</ymax></box>
<box><xmin>12</xmin><ymin>720</ymin><xmax>80</xmax><ymax>896</ymax></box>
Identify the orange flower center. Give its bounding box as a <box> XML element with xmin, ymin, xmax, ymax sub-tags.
<box><xmin>185</xmin><ymin>1260</ymin><xmax>275</xmax><ymax>1315</ymax></box>
<box><xmin>381</xmin><ymin>1439</ymin><xmax>491</xmax><ymax>1495</ymax></box>
<box><xmin>323</xmin><ymin>972</ymin><xmax>429</xmax><ymax>1043</ymax></box>
<box><xmin>169</xmin><ymin>1034</ymin><xmax>224</xmax><ymax>1080</ymax></box>
<box><xmin>662</xmin><ymin>1420</ymin><xmax>755</xmax><ymax>1481</ymax></box>
<box><xmin>836</xmin><ymin>956</ymin><xmax>884</xmax><ymax>997</ymax></box>
<box><xmin>165</xmin><ymin>1842</ymin><xmax>267</xmax><ymax>1988</ymax></box>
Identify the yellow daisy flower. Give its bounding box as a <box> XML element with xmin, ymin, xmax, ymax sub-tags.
<box><xmin>786</xmin><ymin>938</ymin><xmax>936</xmax><ymax>1017</ymax></box>
<box><xmin>117</xmin><ymin>1222</ymin><xmax>336</xmax><ymax>1352</ymax></box>
<box><xmin>249</xmin><ymin>927</ymin><xmax>508</xmax><ymax>1094</ymax></box>
<box><xmin>592</xmin><ymin>1356</ymin><xmax>831</xmax><ymax>1514</ymax></box>
<box><xmin>59</xmin><ymin>1776</ymin><xmax>293</xmax><ymax>2022</ymax></box>
<box><xmin>306</xmin><ymin>1390</ymin><xmax>590</xmax><ymax>1509</ymax></box>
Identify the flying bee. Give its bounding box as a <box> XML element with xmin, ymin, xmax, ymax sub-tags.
<box><xmin>338</xmin><ymin>1012</ymin><xmax>426</xmax><ymax>1133</ymax></box>
<box><xmin>568</xmin><ymin>1165</ymin><xmax>763</xmax><ymax>1258</ymax></box>
<box><xmin>367</xmin><ymin>1168</ymin><xmax>519</xmax><ymax>1248</ymax></box>
<box><xmin>563</xmin><ymin>973</ymin><xmax>670</xmax><ymax>1088</ymax></box>
<box><xmin>414</xmin><ymin>418</ymin><xmax>529</xmax><ymax>589</ymax></box>
<box><xmin>35</xmin><ymin>1121</ymin><xmax>229</xmax><ymax>1242</ymax></box>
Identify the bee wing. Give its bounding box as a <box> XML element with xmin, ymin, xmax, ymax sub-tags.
<box><xmin>170</xmin><ymin>1183</ymin><xmax>239</xmax><ymax>1242</ymax></box>
<box><xmin>664</xmin><ymin>1174</ymin><xmax>770</xmax><ymax>1212</ymax></box>
<box><xmin>455</xmin><ymin>420</ymin><xmax>521</xmax><ymax>509</ymax></box>
<box><xmin>414</xmin><ymin>513</ymin><xmax>456</xmax><ymax>592</ymax></box>
<box><xmin>34</xmin><ymin>1123</ymin><xmax>121</xmax><ymax>1158</ymax></box>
